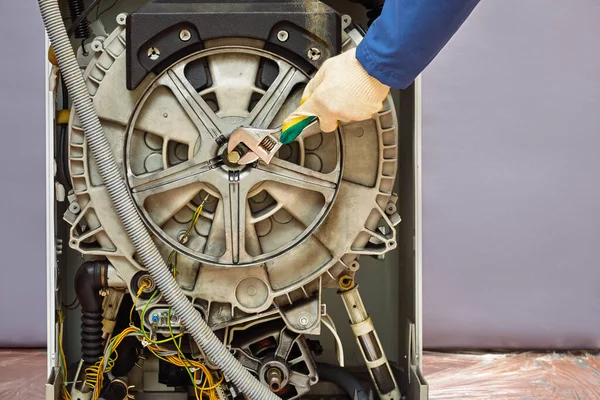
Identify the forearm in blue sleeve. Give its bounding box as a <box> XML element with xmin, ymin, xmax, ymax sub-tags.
<box><xmin>356</xmin><ymin>0</ymin><xmax>480</xmax><ymax>89</ymax></box>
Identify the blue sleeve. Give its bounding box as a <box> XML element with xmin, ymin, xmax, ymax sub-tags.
<box><xmin>356</xmin><ymin>0</ymin><xmax>480</xmax><ymax>89</ymax></box>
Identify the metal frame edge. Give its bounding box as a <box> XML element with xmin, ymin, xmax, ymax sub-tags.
<box><xmin>45</xmin><ymin>32</ymin><xmax>57</xmax><ymax>377</ymax></box>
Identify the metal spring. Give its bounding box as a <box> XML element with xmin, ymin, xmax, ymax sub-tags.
<box><xmin>68</xmin><ymin>0</ymin><xmax>91</xmax><ymax>39</ymax></box>
<box><xmin>258</xmin><ymin>136</ymin><xmax>278</xmax><ymax>152</ymax></box>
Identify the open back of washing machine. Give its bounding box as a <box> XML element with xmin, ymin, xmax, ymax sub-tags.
<box><xmin>45</xmin><ymin>1</ymin><xmax>426</xmax><ymax>399</ymax></box>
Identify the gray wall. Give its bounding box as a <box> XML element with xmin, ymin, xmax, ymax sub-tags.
<box><xmin>423</xmin><ymin>0</ymin><xmax>600</xmax><ymax>349</ymax></box>
<box><xmin>0</xmin><ymin>2</ymin><xmax>47</xmax><ymax>346</ymax></box>
<box><xmin>4</xmin><ymin>0</ymin><xmax>600</xmax><ymax>351</ymax></box>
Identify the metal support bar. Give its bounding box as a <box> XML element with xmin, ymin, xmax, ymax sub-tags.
<box><xmin>338</xmin><ymin>283</ymin><xmax>402</xmax><ymax>400</ymax></box>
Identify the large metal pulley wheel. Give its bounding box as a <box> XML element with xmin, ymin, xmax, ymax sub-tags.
<box><xmin>125</xmin><ymin>46</ymin><xmax>342</xmax><ymax>267</ymax></box>
<box><xmin>68</xmin><ymin>25</ymin><xmax>399</xmax><ymax>319</ymax></box>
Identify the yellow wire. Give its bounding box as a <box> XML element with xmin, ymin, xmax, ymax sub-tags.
<box><xmin>87</xmin><ymin>321</ymin><xmax>217</xmax><ymax>397</ymax></box>
<box><xmin>169</xmin><ymin>195</ymin><xmax>209</xmax><ymax>279</ymax></box>
<box><xmin>85</xmin><ymin>359</ymin><xmax>105</xmax><ymax>400</ymax></box>
<box><xmin>196</xmin><ymin>370</ymin><xmax>222</xmax><ymax>400</ymax></box>
<box><xmin>85</xmin><ymin>197</ymin><xmax>216</xmax><ymax>399</ymax></box>
<box><xmin>195</xmin><ymin>370</ymin><xmax>203</xmax><ymax>400</ymax></box>
<box><xmin>203</xmin><ymin>374</ymin><xmax>224</xmax><ymax>391</ymax></box>
<box><xmin>143</xmin><ymin>342</ymin><xmax>220</xmax><ymax>399</ymax></box>
<box><xmin>145</xmin><ymin>345</ymin><xmax>174</xmax><ymax>364</ymax></box>
<box><xmin>86</xmin><ymin>327</ymin><xmax>136</xmax><ymax>399</ymax></box>
<box><xmin>83</xmin><ymin>322</ymin><xmax>221</xmax><ymax>400</ymax></box>
<box><xmin>130</xmin><ymin>283</ymin><xmax>149</xmax><ymax>325</ymax></box>
<box><xmin>57</xmin><ymin>310</ymin><xmax>72</xmax><ymax>400</ymax></box>
<box><xmin>167</xmin><ymin>307</ymin><xmax>198</xmax><ymax>390</ymax></box>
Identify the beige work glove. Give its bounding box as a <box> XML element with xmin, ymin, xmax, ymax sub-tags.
<box><xmin>283</xmin><ymin>48</ymin><xmax>390</xmax><ymax>133</ymax></box>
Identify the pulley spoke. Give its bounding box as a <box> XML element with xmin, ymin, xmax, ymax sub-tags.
<box><xmin>263</xmin><ymin>183</ymin><xmax>324</xmax><ymax>228</ymax></box>
<box><xmin>132</xmin><ymin>93</ymin><xmax>201</xmax><ymax>149</ymax></box>
<box><xmin>288</xmin><ymin>372</ymin><xmax>311</xmax><ymax>388</ymax></box>
<box><xmin>158</xmin><ymin>66</ymin><xmax>225</xmax><ymax>140</ymax></box>
<box><xmin>207</xmin><ymin>52</ymin><xmax>261</xmax><ymax>119</ymax></box>
<box><xmin>275</xmin><ymin>329</ymin><xmax>296</xmax><ymax>359</ymax></box>
<box><xmin>253</xmin><ymin>158</ymin><xmax>338</xmax><ymax>202</ymax></box>
<box><xmin>144</xmin><ymin>183</ymin><xmax>205</xmax><ymax>227</ymax></box>
<box><xmin>129</xmin><ymin>158</ymin><xmax>222</xmax><ymax>202</ymax></box>
<box><xmin>218</xmin><ymin>176</ymin><xmax>252</xmax><ymax>264</ymax></box>
<box><xmin>244</xmin><ymin>62</ymin><xmax>307</xmax><ymax>128</ymax></box>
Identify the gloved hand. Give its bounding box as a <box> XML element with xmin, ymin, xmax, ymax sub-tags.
<box><xmin>283</xmin><ymin>48</ymin><xmax>390</xmax><ymax>138</ymax></box>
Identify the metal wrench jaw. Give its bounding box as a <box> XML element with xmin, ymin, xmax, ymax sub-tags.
<box><xmin>227</xmin><ymin>126</ymin><xmax>283</xmax><ymax>165</ymax></box>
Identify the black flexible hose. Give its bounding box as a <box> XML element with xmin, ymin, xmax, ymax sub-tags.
<box><xmin>75</xmin><ymin>260</ymin><xmax>109</xmax><ymax>367</ymax></box>
<box><xmin>110</xmin><ymin>295</ymin><xmax>142</xmax><ymax>377</ymax></box>
<box><xmin>57</xmin><ymin>76</ymin><xmax>72</xmax><ymax>192</ymax></box>
<box><xmin>67</xmin><ymin>0</ymin><xmax>91</xmax><ymax>39</ymax></box>
<box><xmin>316</xmin><ymin>362</ymin><xmax>370</xmax><ymax>400</ymax></box>
<box><xmin>58</xmin><ymin>125</ymin><xmax>72</xmax><ymax>192</ymax></box>
<box><xmin>100</xmin><ymin>379</ymin><xmax>129</xmax><ymax>400</ymax></box>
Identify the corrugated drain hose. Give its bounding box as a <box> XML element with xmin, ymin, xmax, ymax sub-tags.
<box><xmin>38</xmin><ymin>1</ymin><xmax>280</xmax><ymax>399</ymax></box>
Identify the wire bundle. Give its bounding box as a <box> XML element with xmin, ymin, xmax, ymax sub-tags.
<box><xmin>58</xmin><ymin>310</ymin><xmax>73</xmax><ymax>400</ymax></box>
<box><xmin>68</xmin><ymin>196</ymin><xmax>223</xmax><ymax>399</ymax></box>
<box><xmin>82</xmin><ymin>262</ymin><xmax>221</xmax><ymax>399</ymax></box>
<box><xmin>84</xmin><ymin>312</ymin><xmax>222</xmax><ymax>400</ymax></box>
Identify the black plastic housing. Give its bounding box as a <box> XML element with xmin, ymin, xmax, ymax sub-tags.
<box><xmin>126</xmin><ymin>0</ymin><xmax>341</xmax><ymax>89</ymax></box>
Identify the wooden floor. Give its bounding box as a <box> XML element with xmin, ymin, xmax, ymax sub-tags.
<box><xmin>422</xmin><ymin>352</ymin><xmax>600</xmax><ymax>399</ymax></box>
<box><xmin>0</xmin><ymin>349</ymin><xmax>47</xmax><ymax>400</ymax></box>
<box><xmin>1</xmin><ymin>350</ymin><xmax>599</xmax><ymax>399</ymax></box>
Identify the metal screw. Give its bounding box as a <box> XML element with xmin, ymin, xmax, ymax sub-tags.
<box><xmin>179</xmin><ymin>29</ymin><xmax>192</xmax><ymax>42</ymax></box>
<box><xmin>91</xmin><ymin>40</ymin><xmax>103</xmax><ymax>52</ymax></box>
<box><xmin>69</xmin><ymin>202</ymin><xmax>81</xmax><ymax>214</ymax></box>
<box><xmin>349</xmin><ymin>260</ymin><xmax>360</xmax><ymax>271</ymax></box>
<box><xmin>299</xmin><ymin>315</ymin><xmax>309</xmax><ymax>326</ymax></box>
<box><xmin>116</xmin><ymin>13</ymin><xmax>127</xmax><ymax>26</ymax></box>
<box><xmin>277</xmin><ymin>30</ymin><xmax>289</xmax><ymax>42</ymax></box>
<box><xmin>307</xmin><ymin>47</ymin><xmax>322</xmax><ymax>61</ymax></box>
<box><xmin>386</xmin><ymin>203</ymin><xmax>397</xmax><ymax>215</ymax></box>
<box><xmin>228</xmin><ymin>151</ymin><xmax>241</xmax><ymax>164</ymax></box>
<box><xmin>148</xmin><ymin>47</ymin><xmax>160</xmax><ymax>60</ymax></box>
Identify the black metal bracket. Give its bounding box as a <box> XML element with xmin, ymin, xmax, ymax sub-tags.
<box><xmin>126</xmin><ymin>0</ymin><xmax>341</xmax><ymax>90</ymax></box>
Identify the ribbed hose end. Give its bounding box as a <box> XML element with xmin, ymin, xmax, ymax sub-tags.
<box><xmin>81</xmin><ymin>311</ymin><xmax>104</xmax><ymax>366</ymax></box>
